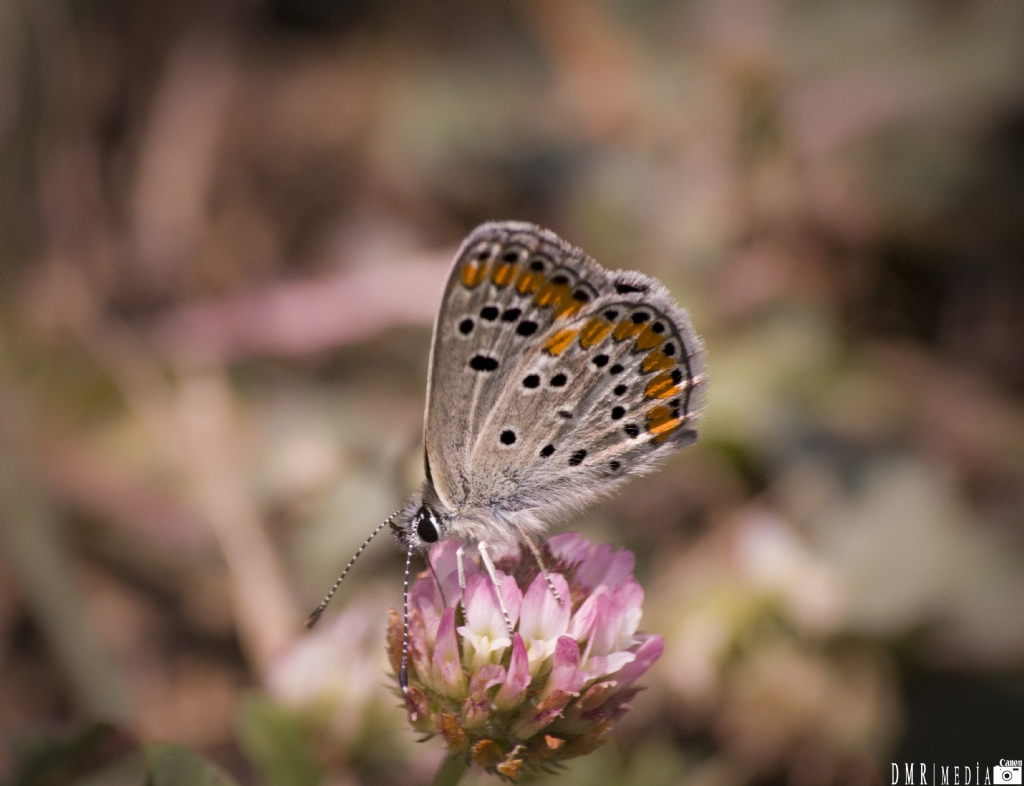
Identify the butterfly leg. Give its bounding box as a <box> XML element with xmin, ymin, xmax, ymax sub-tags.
<box><xmin>517</xmin><ymin>525</ymin><xmax>564</xmax><ymax>607</ymax></box>
<box><xmin>456</xmin><ymin>544</ymin><xmax>468</xmax><ymax>621</ymax></box>
<box><xmin>478</xmin><ymin>541</ymin><xmax>514</xmax><ymax>635</ymax></box>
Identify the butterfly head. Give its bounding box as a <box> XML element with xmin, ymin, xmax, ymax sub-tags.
<box><xmin>391</xmin><ymin>502</ymin><xmax>446</xmax><ymax>551</ymax></box>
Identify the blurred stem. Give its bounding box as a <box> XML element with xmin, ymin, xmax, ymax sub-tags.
<box><xmin>0</xmin><ymin>379</ymin><xmax>130</xmax><ymax>723</ymax></box>
<box><xmin>431</xmin><ymin>755</ymin><xmax>467</xmax><ymax>786</ymax></box>
<box><xmin>173</xmin><ymin>367</ymin><xmax>301</xmax><ymax>675</ymax></box>
<box><xmin>72</xmin><ymin>301</ymin><xmax>301</xmax><ymax>677</ymax></box>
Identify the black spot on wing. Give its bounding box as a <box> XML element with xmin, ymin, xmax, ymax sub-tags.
<box><xmin>615</xmin><ymin>281</ymin><xmax>647</xmax><ymax>294</ymax></box>
<box><xmin>470</xmin><ymin>355</ymin><xmax>499</xmax><ymax>372</ymax></box>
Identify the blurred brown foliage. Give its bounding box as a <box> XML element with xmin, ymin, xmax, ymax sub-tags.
<box><xmin>2</xmin><ymin>2</ymin><xmax>1024</xmax><ymax>785</ymax></box>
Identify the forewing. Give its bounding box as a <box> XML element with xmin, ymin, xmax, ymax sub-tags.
<box><xmin>424</xmin><ymin>222</ymin><xmax>597</xmax><ymax>508</ymax></box>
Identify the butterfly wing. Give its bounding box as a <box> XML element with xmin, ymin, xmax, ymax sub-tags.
<box><xmin>423</xmin><ymin>221</ymin><xmax>707</xmax><ymax>521</ymax></box>
<box><xmin>423</xmin><ymin>222</ymin><xmax>581</xmax><ymax>509</ymax></box>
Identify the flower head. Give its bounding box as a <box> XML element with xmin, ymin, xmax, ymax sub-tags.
<box><xmin>386</xmin><ymin>534</ymin><xmax>663</xmax><ymax>780</ymax></box>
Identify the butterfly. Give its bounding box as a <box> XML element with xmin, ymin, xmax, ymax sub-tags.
<box><xmin>306</xmin><ymin>221</ymin><xmax>707</xmax><ymax>691</ymax></box>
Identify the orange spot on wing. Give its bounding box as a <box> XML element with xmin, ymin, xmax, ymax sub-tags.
<box><xmin>612</xmin><ymin>320</ymin><xmax>645</xmax><ymax>342</ymax></box>
<box><xmin>533</xmin><ymin>281</ymin><xmax>572</xmax><ymax>311</ymax></box>
<box><xmin>491</xmin><ymin>262</ymin><xmax>517</xmax><ymax>287</ymax></box>
<box><xmin>635</xmin><ymin>325</ymin><xmax>666</xmax><ymax>351</ymax></box>
<box><xmin>646</xmin><ymin>404</ymin><xmax>683</xmax><ymax>441</ymax></box>
<box><xmin>515</xmin><ymin>270</ymin><xmax>544</xmax><ymax>295</ymax></box>
<box><xmin>644</xmin><ymin>372</ymin><xmax>680</xmax><ymax>399</ymax></box>
<box><xmin>641</xmin><ymin>350</ymin><xmax>674</xmax><ymax>373</ymax></box>
<box><xmin>460</xmin><ymin>260</ymin><xmax>489</xmax><ymax>288</ymax></box>
<box><xmin>554</xmin><ymin>298</ymin><xmax>585</xmax><ymax>319</ymax></box>
<box><xmin>653</xmin><ymin>425</ymin><xmax>682</xmax><ymax>443</ymax></box>
<box><xmin>579</xmin><ymin>317</ymin><xmax>612</xmax><ymax>348</ymax></box>
<box><xmin>544</xmin><ymin>327</ymin><xmax>579</xmax><ymax>356</ymax></box>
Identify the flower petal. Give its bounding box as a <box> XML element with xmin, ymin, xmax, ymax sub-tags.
<box><xmin>463</xmin><ymin>664</ymin><xmax>507</xmax><ymax>728</ymax></box>
<box><xmin>567</xmin><ymin>594</ymin><xmax>599</xmax><ymax>642</ymax></box>
<box><xmin>586</xmin><ymin>594</ymin><xmax>619</xmax><ymax>657</ymax></box>
<box><xmin>548</xmin><ymin>532</ymin><xmax>591</xmax><ymax>566</ymax></box>
<box><xmin>518</xmin><ymin>572</ymin><xmax>571</xmax><ymax>674</ymax></box>
<box><xmin>578</xmin><ymin>680</ymin><xmax>618</xmax><ymax>713</ymax></box>
<box><xmin>460</xmin><ymin>573</ymin><xmax>520</xmax><ymax>669</ymax></box>
<box><xmin>601</xmin><ymin>651</ymin><xmax>636</xmax><ymax>677</ymax></box>
<box><xmin>410</xmin><ymin>575</ymin><xmax>444</xmax><ymax>646</ymax></box>
<box><xmin>431</xmin><ymin>606</ymin><xmax>466</xmax><ymax>699</ymax></box>
<box><xmin>408</xmin><ymin>609</ymin><xmax>432</xmax><ymax>685</ymax></box>
<box><xmin>612</xmin><ymin>578</ymin><xmax>645</xmax><ymax>644</ymax></box>
<box><xmin>576</xmin><ymin>543</ymin><xmax>635</xmax><ymax>591</ymax></box>
<box><xmin>494</xmin><ymin>633</ymin><xmax>530</xmax><ymax>710</ymax></box>
<box><xmin>609</xmin><ymin>633</ymin><xmax>664</xmax><ymax>686</ymax></box>
<box><xmin>468</xmin><ymin>663</ymin><xmax>507</xmax><ymax>702</ymax></box>
<box><xmin>429</xmin><ymin>540</ymin><xmax>471</xmax><ymax>587</ymax></box>
<box><xmin>499</xmin><ymin>573</ymin><xmax>523</xmax><ymax>629</ymax></box>
<box><xmin>464</xmin><ymin>574</ymin><xmax>506</xmax><ymax>637</ymax></box>
<box><xmin>511</xmin><ymin>689</ymin><xmax>574</xmax><ymax>738</ymax></box>
<box><xmin>546</xmin><ymin>635</ymin><xmax>585</xmax><ymax>695</ymax></box>
<box><xmin>520</xmin><ymin>572</ymin><xmax>570</xmax><ymax>642</ymax></box>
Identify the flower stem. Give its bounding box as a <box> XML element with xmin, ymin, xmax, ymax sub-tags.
<box><xmin>431</xmin><ymin>754</ymin><xmax>468</xmax><ymax>786</ymax></box>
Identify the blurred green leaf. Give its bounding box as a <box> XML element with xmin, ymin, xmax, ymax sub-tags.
<box><xmin>143</xmin><ymin>743</ymin><xmax>237</xmax><ymax>786</ymax></box>
<box><xmin>237</xmin><ymin>696</ymin><xmax>321</xmax><ymax>786</ymax></box>
<box><xmin>73</xmin><ymin>752</ymin><xmax>145</xmax><ymax>786</ymax></box>
<box><xmin>6</xmin><ymin>723</ymin><xmax>137</xmax><ymax>786</ymax></box>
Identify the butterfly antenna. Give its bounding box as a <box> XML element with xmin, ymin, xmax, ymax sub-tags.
<box><xmin>399</xmin><ymin>544</ymin><xmax>414</xmax><ymax>694</ymax></box>
<box><xmin>305</xmin><ymin>509</ymin><xmax>401</xmax><ymax>628</ymax></box>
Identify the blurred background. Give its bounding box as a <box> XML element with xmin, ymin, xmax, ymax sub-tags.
<box><xmin>2</xmin><ymin>2</ymin><xmax>1024</xmax><ymax>785</ymax></box>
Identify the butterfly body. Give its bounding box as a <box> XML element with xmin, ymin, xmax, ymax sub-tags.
<box><xmin>391</xmin><ymin>221</ymin><xmax>707</xmax><ymax>554</ymax></box>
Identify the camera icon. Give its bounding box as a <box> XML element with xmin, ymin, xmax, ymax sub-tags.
<box><xmin>994</xmin><ymin>766</ymin><xmax>1022</xmax><ymax>784</ymax></box>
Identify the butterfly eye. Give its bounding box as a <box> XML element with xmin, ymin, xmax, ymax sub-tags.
<box><xmin>416</xmin><ymin>511</ymin><xmax>440</xmax><ymax>543</ymax></box>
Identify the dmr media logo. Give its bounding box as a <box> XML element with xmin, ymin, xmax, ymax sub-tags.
<box><xmin>891</xmin><ymin>760</ymin><xmax>1022</xmax><ymax>786</ymax></box>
